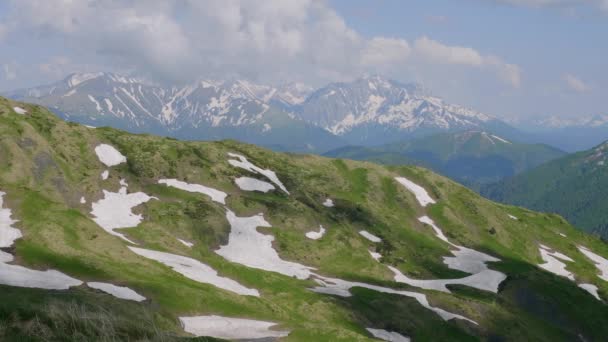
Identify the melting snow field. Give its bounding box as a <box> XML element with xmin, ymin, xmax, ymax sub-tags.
<box><xmin>366</xmin><ymin>328</ymin><xmax>410</xmax><ymax>342</ymax></box>
<box><xmin>323</xmin><ymin>198</ymin><xmax>334</xmax><ymax>207</ymax></box>
<box><xmin>95</xmin><ymin>144</ymin><xmax>127</xmax><ymax>167</ymax></box>
<box><xmin>87</xmin><ymin>282</ymin><xmax>146</xmax><ymax>302</ymax></box>
<box><xmin>13</xmin><ymin>106</ymin><xmax>27</xmax><ymax>115</ymax></box>
<box><xmin>234</xmin><ymin>177</ymin><xmax>275</xmax><ymax>193</ymax></box>
<box><xmin>129</xmin><ymin>247</ymin><xmax>259</xmax><ymax>296</ymax></box>
<box><xmin>392</xmin><ymin>216</ymin><xmax>506</xmax><ymax>293</ymax></box>
<box><xmin>359</xmin><ymin>230</ymin><xmax>382</xmax><ymax>242</ymax></box>
<box><xmin>578</xmin><ymin>246</ymin><xmax>608</xmax><ymax>281</ymax></box>
<box><xmin>311</xmin><ymin>275</ymin><xmax>477</xmax><ymax>324</ymax></box>
<box><xmin>0</xmin><ymin>191</ymin><xmax>82</xmax><ymax>290</ymax></box>
<box><xmin>158</xmin><ymin>179</ymin><xmax>227</xmax><ymax>204</ymax></box>
<box><xmin>91</xmin><ymin>186</ymin><xmax>155</xmax><ymax>244</ymax></box>
<box><xmin>216</xmin><ymin>210</ymin><xmax>314</xmax><ymax>279</ymax></box>
<box><xmin>227</xmin><ymin>153</ymin><xmax>289</xmax><ymax>194</ymax></box>
<box><xmin>305</xmin><ymin>225</ymin><xmax>326</xmax><ymax>240</ymax></box>
<box><xmin>538</xmin><ymin>245</ymin><xmax>574</xmax><ymax>280</ymax></box>
<box><xmin>395</xmin><ymin>177</ymin><xmax>436</xmax><ymax>207</ymax></box>
<box><xmin>179</xmin><ymin>315</ymin><xmax>290</xmax><ymax>339</ymax></box>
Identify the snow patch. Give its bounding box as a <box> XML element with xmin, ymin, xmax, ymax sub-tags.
<box><xmin>13</xmin><ymin>106</ymin><xmax>27</xmax><ymax>115</ymax></box>
<box><xmin>129</xmin><ymin>247</ymin><xmax>259</xmax><ymax>296</ymax></box>
<box><xmin>91</xmin><ymin>186</ymin><xmax>154</xmax><ymax>244</ymax></box>
<box><xmin>216</xmin><ymin>210</ymin><xmax>313</xmax><ymax>279</ymax></box>
<box><xmin>538</xmin><ymin>245</ymin><xmax>574</xmax><ymax>280</ymax></box>
<box><xmin>101</xmin><ymin>170</ymin><xmax>109</xmax><ymax>180</ymax></box>
<box><xmin>578</xmin><ymin>246</ymin><xmax>608</xmax><ymax>281</ymax></box>
<box><xmin>366</xmin><ymin>328</ymin><xmax>410</xmax><ymax>342</ymax></box>
<box><xmin>395</xmin><ymin>177</ymin><xmax>436</xmax><ymax>207</ymax></box>
<box><xmin>95</xmin><ymin>144</ymin><xmax>127</xmax><ymax>167</ymax></box>
<box><xmin>234</xmin><ymin>177</ymin><xmax>275</xmax><ymax>193</ymax></box>
<box><xmin>322</xmin><ymin>198</ymin><xmax>334</xmax><ymax>207</ymax></box>
<box><xmin>359</xmin><ymin>230</ymin><xmax>382</xmax><ymax>243</ymax></box>
<box><xmin>87</xmin><ymin>282</ymin><xmax>146</xmax><ymax>302</ymax></box>
<box><xmin>179</xmin><ymin>315</ymin><xmax>290</xmax><ymax>339</ymax></box>
<box><xmin>227</xmin><ymin>153</ymin><xmax>289</xmax><ymax>194</ymax></box>
<box><xmin>158</xmin><ymin>179</ymin><xmax>227</xmax><ymax>204</ymax></box>
<box><xmin>305</xmin><ymin>225</ymin><xmax>326</xmax><ymax>240</ymax></box>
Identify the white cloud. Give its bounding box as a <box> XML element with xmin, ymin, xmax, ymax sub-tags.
<box><xmin>413</xmin><ymin>37</ymin><xmax>521</xmax><ymax>87</ymax></box>
<box><xmin>564</xmin><ymin>73</ymin><xmax>590</xmax><ymax>92</ymax></box>
<box><xmin>0</xmin><ymin>0</ymin><xmax>520</xmax><ymax>89</ymax></box>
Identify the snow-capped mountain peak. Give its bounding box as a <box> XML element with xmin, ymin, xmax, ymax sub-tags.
<box><xmin>5</xmin><ymin>73</ymin><xmax>511</xmax><ymax>147</ymax></box>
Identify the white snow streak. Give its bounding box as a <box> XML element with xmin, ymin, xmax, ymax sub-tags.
<box><xmin>87</xmin><ymin>282</ymin><xmax>146</xmax><ymax>302</ymax></box>
<box><xmin>227</xmin><ymin>153</ymin><xmax>289</xmax><ymax>194</ymax></box>
<box><xmin>395</xmin><ymin>177</ymin><xmax>436</xmax><ymax>207</ymax></box>
<box><xmin>366</xmin><ymin>328</ymin><xmax>410</xmax><ymax>342</ymax></box>
<box><xmin>129</xmin><ymin>247</ymin><xmax>259</xmax><ymax>296</ymax></box>
<box><xmin>158</xmin><ymin>179</ymin><xmax>227</xmax><ymax>204</ymax></box>
<box><xmin>179</xmin><ymin>315</ymin><xmax>290</xmax><ymax>339</ymax></box>
<box><xmin>359</xmin><ymin>230</ymin><xmax>382</xmax><ymax>243</ymax></box>
<box><xmin>234</xmin><ymin>177</ymin><xmax>275</xmax><ymax>193</ymax></box>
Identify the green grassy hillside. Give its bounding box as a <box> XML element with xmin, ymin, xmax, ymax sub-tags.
<box><xmin>325</xmin><ymin>131</ymin><xmax>565</xmax><ymax>189</ymax></box>
<box><xmin>0</xmin><ymin>97</ymin><xmax>607</xmax><ymax>341</ymax></box>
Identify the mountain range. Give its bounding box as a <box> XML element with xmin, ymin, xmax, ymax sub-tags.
<box><xmin>5</xmin><ymin>73</ymin><xmax>524</xmax><ymax>153</ymax></box>
<box><xmin>325</xmin><ymin>130</ymin><xmax>566</xmax><ymax>188</ymax></box>
<box><xmin>2</xmin><ymin>96</ymin><xmax>608</xmax><ymax>341</ymax></box>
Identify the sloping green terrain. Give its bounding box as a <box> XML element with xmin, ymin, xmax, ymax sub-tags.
<box><xmin>0</xmin><ymin>97</ymin><xmax>607</xmax><ymax>341</ymax></box>
<box><xmin>325</xmin><ymin>131</ymin><xmax>565</xmax><ymax>189</ymax></box>
<box><xmin>483</xmin><ymin>142</ymin><xmax>608</xmax><ymax>239</ymax></box>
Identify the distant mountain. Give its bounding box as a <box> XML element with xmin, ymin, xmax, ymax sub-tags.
<box><xmin>509</xmin><ymin>114</ymin><xmax>608</xmax><ymax>152</ymax></box>
<box><xmin>5</xmin><ymin>73</ymin><xmax>342</xmax><ymax>153</ymax></box>
<box><xmin>5</xmin><ymin>73</ymin><xmax>524</xmax><ymax>151</ymax></box>
<box><xmin>294</xmin><ymin>76</ymin><xmax>516</xmax><ymax>145</ymax></box>
<box><xmin>325</xmin><ymin>130</ymin><xmax>566</xmax><ymax>188</ymax></box>
<box><xmin>482</xmin><ymin>141</ymin><xmax>608</xmax><ymax>238</ymax></box>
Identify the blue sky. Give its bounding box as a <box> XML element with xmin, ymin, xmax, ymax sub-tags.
<box><xmin>0</xmin><ymin>0</ymin><xmax>606</xmax><ymax>121</ymax></box>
